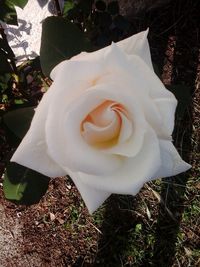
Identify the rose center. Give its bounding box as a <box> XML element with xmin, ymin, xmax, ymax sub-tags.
<box><xmin>81</xmin><ymin>100</ymin><xmax>131</xmax><ymax>148</ymax></box>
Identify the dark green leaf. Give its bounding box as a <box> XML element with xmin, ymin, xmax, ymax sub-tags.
<box><xmin>40</xmin><ymin>16</ymin><xmax>93</xmax><ymax>77</ymax></box>
<box><xmin>0</xmin><ymin>1</ymin><xmax>17</xmax><ymax>25</ymax></box>
<box><xmin>153</xmin><ymin>63</ymin><xmax>161</xmax><ymax>78</ymax></box>
<box><xmin>3</xmin><ymin>106</ymin><xmax>35</xmax><ymax>139</ymax></box>
<box><xmin>3</xmin><ymin>162</ymin><xmax>50</xmax><ymax>205</ymax></box>
<box><xmin>8</xmin><ymin>0</ymin><xmax>29</xmax><ymax>9</ymax></box>
<box><xmin>0</xmin><ymin>36</ymin><xmax>16</xmax><ymax>59</ymax></box>
<box><xmin>0</xmin><ymin>49</ymin><xmax>13</xmax><ymax>73</ymax></box>
<box><xmin>167</xmin><ymin>84</ymin><xmax>191</xmax><ymax>118</ymax></box>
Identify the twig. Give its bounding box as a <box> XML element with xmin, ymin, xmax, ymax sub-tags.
<box><xmin>86</xmin><ymin>219</ymin><xmax>102</xmax><ymax>235</ymax></box>
<box><xmin>54</xmin><ymin>0</ymin><xmax>62</xmax><ymax>16</ymax></box>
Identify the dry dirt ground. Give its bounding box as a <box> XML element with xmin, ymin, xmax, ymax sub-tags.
<box><xmin>0</xmin><ymin>0</ymin><xmax>200</xmax><ymax>266</ymax></box>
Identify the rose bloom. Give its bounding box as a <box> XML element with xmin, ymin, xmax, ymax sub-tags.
<box><xmin>11</xmin><ymin>30</ymin><xmax>191</xmax><ymax>213</ymax></box>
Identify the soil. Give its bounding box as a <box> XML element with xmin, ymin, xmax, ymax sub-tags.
<box><xmin>0</xmin><ymin>0</ymin><xmax>199</xmax><ymax>266</ymax></box>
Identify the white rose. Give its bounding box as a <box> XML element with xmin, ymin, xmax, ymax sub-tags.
<box><xmin>11</xmin><ymin>30</ymin><xmax>191</xmax><ymax>213</ymax></box>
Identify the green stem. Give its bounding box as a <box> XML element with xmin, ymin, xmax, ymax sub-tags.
<box><xmin>0</xmin><ymin>23</ymin><xmax>18</xmax><ymax>74</ymax></box>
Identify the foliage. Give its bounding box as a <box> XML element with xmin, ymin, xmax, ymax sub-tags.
<box><xmin>63</xmin><ymin>0</ymin><xmax>131</xmax><ymax>48</ymax></box>
<box><xmin>40</xmin><ymin>16</ymin><xmax>92</xmax><ymax>77</ymax></box>
<box><xmin>0</xmin><ymin>0</ymin><xmax>28</xmax><ymax>25</ymax></box>
<box><xmin>3</xmin><ymin>162</ymin><xmax>50</xmax><ymax>204</ymax></box>
<box><xmin>3</xmin><ymin>106</ymin><xmax>35</xmax><ymax>138</ymax></box>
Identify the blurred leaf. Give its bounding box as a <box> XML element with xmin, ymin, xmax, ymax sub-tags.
<box><xmin>167</xmin><ymin>84</ymin><xmax>191</xmax><ymax>118</ymax></box>
<box><xmin>0</xmin><ymin>1</ymin><xmax>17</xmax><ymax>25</ymax></box>
<box><xmin>2</xmin><ymin>94</ymin><xmax>8</xmax><ymax>103</ymax></box>
<box><xmin>8</xmin><ymin>0</ymin><xmax>28</xmax><ymax>9</ymax></box>
<box><xmin>0</xmin><ymin>73</ymin><xmax>11</xmax><ymax>92</ymax></box>
<box><xmin>3</xmin><ymin>106</ymin><xmax>35</xmax><ymax>139</ymax></box>
<box><xmin>63</xmin><ymin>0</ymin><xmax>75</xmax><ymax>17</ymax></box>
<box><xmin>3</xmin><ymin>162</ymin><xmax>50</xmax><ymax>205</ymax></box>
<box><xmin>95</xmin><ymin>0</ymin><xmax>106</xmax><ymax>12</ymax></box>
<box><xmin>135</xmin><ymin>223</ymin><xmax>142</xmax><ymax>233</ymax></box>
<box><xmin>14</xmin><ymin>99</ymin><xmax>24</xmax><ymax>104</ymax></box>
<box><xmin>40</xmin><ymin>16</ymin><xmax>93</xmax><ymax>77</ymax></box>
<box><xmin>96</xmin><ymin>11</ymin><xmax>112</xmax><ymax>28</ymax></box>
<box><xmin>114</xmin><ymin>15</ymin><xmax>130</xmax><ymax>31</ymax></box>
<box><xmin>0</xmin><ymin>36</ymin><xmax>15</xmax><ymax>59</ymax></box>
<box><xmin>78</xmin><ymin>0</ymin><xmax>93</xmax><ymax>15</ymax></box>
<box><xmin>0</xmin><ymin>50</ymin><xmax>13</xmax><ymax>73</ymax></box>
<box><xmin>3</xmin><ymin>170</ymin><xmax>27</xmax><ymax>201</ymax></box>
<box><xmin>107</xmin><ymin>1</ymin><xmax>119</xmax><ymax>15</ymax></box>
<box><xmin>0</xmin><ymin>38</ymin><xmax>9</xmax><ymax>51</ymax></box>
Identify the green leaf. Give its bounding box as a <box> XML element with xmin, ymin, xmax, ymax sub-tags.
<box><xmin>40</xmin><ymin>16</ymin><xmax>93</xmax><ymax>77</ymax></box>
<box><xmin>3</xmin><ymin>106</ymin><xmax>35</xmax><ymax>139</ymax></box>
<box><xmin>0</xmin><ymin>1</ymin><xmax>17</xmax><ymax>25</ymax></box>
<box><xmin>3</xmin><ymin>164</ymin><xmax>27</xmax><ymax>201</ymax></box>
<box><xmin>3</xmin><ymin>162</ymin><xmax>50</xmax><ymax>205</ymax></box>
<box><xmin>7</xmin><ymin>0</ymin><xmax>29</xmax><ymax>9</ymax></box>
<box><xmin>167</xmin><ymin>84</ymin><xmax>191</xmax><ymax>118</ymax></box>
<box><xmin>14</xmin><ymin>99</ymin><xmax>24</xmax><ymax>104</ymax></box>
<box><xmin>63</xmin><ymin>0</ymin><xmax>75</xmax><ymax>17</ymax></box>
<box><xmin>135</xmin><ymin>223</ymin><xmax>142</xmax><ymax>233</ymax></box>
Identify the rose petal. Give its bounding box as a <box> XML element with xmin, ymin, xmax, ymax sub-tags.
<box><xmin>117</xmin><ymin>110</ymin><xmax>133</xmax><ymax>143</ymax></box>
<box><xmin>104</xmin><ymin>123</ymin><xmax>145</xmax><ymax>157</ymax></box>
<box><xmin>117</xmin><ymin>29</ymin><xmax>153</xmax><ymax>69</ymax></box>
<box><xmin>11</xmin><ymin>91</ymin><xmax>66</xmax><ymax>177</ymax></box>
<box><xmin>94</xmin><ymin>85</ymin><xmax>147</xmax><ymax>158</ymax></box>
<box><xmin>70</xmin><ymin>173</ymin><xmax>111</xmax><ymax>214</ymax></box>
<box><xmin>154</xmin><ymin>140</ymin><xmax>191</xmax><ymax>178</ymax></box>
<box><xmin>82</xmin><ymin>114</ymin><xmax>120</xmax><ymax>146</ymax></box>
<box><xmin>88</xmin><ymin>101</ymin><xmax>116</xmax><ymax>126</ymax></box>
<box><xmin>76</xmin><ymin>129</ymin><xmax>161</xmax><ymax>195</ymax></box>
<box><xmin>114</xmin><ymin>54</ymin><xmax>178</xmax><ymax>138</ymax></box>
<box><xmin>127</xmin><ymin>54</ymin><xmax>174</xmax><ymax>99</ymax></box>
<box><xmin>154</xmin><ymin>98</ymin><xmax>177</xmax><ymax>136</ymax></box>
<box><xmin>45</xmin><ymin>89</ymin><xmax>124</xmax><ymax>176</ymax></box>
<box><xmin>51</xmin><ymin>59</ymin><xmax>102</xmax><ymax>88</ymax></box>
<box><xmin>61</xmin><ymin>29</ymin><xmax>152</xmax><ymax>73</ymax></box>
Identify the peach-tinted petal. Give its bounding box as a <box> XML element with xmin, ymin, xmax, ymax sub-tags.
<box><xmin>45</xmin><ymin>89</ymin><xmax>124</xmax><ymax>176</ymax></box>
<box><xmin>82</xmin><ymin>114</ymin><xmax>120</xmax><ymax>146</ymax></box>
